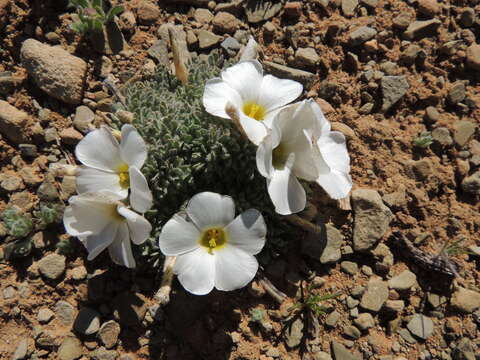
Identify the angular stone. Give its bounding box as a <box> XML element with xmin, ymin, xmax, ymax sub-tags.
<box><xmin>21</xmin><ymin>39</ymin><xmax>87</xmax><ymax>104</ymax></box>
<box><xmin>302</xmin><ymin>223</ymin><xmax>343</xmax><ymax>264</ymax></box>
<box><xmin>326</xmin><ymin>311</ymin><xmax>341</xmax><ymax>328</ymax></box>
<box><xmin>447</xmin><ymin>82</ymin><xmax>466</xmax><ymax>104</ymax></box>
<box><xmin>37</xmin><ymin>308</ymin><xmax>55</xmax><ymax>323</ymax></box>
<box><xmin>454</xmin><ymin>120</ymin><xmax>476</xmax><ymax>147</ymax></box>
<box><xmin>418</xmin><ymin>0</ymin><xmax>440</xmax><ymax>17</ymax></box>
<box><xmin>461</xmin><ymin>171</ymin><xmax>480</xmax><ymax>195</ymax></box>
<box><xmin>12</xmin><ymin>338</ymin><xmax>28</xmax><ymax>360</ymax></box>
<box><xmin>38</xmin><ymin>253</ymin><xmax>66</xmax><ymax>280</ymax></box>
<box><xmin>331</xmin><ymin>340</ymin><xmax>362</xmax><ymax>360</ymax></box>
<box><xmin>451</xmin><ymin>287</ymin><xmax>480</xmax><ymax>313</ymax></box>
<box><xmin>74</xmin><ymin>307</ymin><xmax>101</xmax><ymax>335</ymax></box>
<box><xmin>432</xmin><ymin>127</ymin><xmax>453</xmax><ymax>146</ymax></box>
<box><xmin>342</xmin><ymin>0</ymin><xmax>358</xmax><ymax>17</ymax></box>
<box><xmin>295</xmin><ymin>47</ymin><xmax>320</xmax><ymax>68</ymax></box>
<box><xmin>360</xmin><ymin>278</ymin><xmax>389</xmax><ymax>312</ymax></box>
<box><xmin>348</xmin><ymin>26</ymin><xmax>377</xmax><ymax>47</ymax></box>
<box><xmin>285</xmin><ymin>317</ymin><xmax>304</xmax><ymax>348</ymax></box>
<box><xmin>384</xmin><ymin>300</ymin><xmax>405</xmax><ymax>313</ymax></box>
<box><xmin>466</xmin><ymin>44</ymin><xmax>480</xmax><ymax>71</ymax></box>
<box><xmin>57</xmin><ymin>337</ymin><xmax>83</xmax><ymax>360</ymax></box>
<box><xmin>340</xmin><ymin>261</ymin><xmax>358</xmax><ymax>275</ymax></box>
<box><xmin>354</xmin><ymin>313</ymin><xmax>375</xmax><ymax>330</ymax></box>
<box><xmin>403</xmin><ymin>19</ymin><xmax>441</xmax><ymax>40</ymax></box>
<box><xmin>388</xmin><ymin>270</ymin><xmax>417</xmax><ymax>291</ymax></box>
<box><xmin>352</xmin><ymin>189</ymin><xmax>393</xmax><ymax>252</ymax></box>
<box><xmin>264</xmin><ymin>61</ymin><xmax>315</xmax><ymax>87</ymax></box>
<box><xmin>73</xmin><ymin>106</ymin><xmax>94</xmax><ymax>133</ymax></box>
<box><xmin>137</xmin><ymin>2</ymin><xmax>160</xmax><ymax>25</ymax></box>
<box><xmin>380</xmin><ymin>76</ymin><xmax>409</xmax><ymax>112</ymax></box>
<box><xmin>0</xmin><ymin>100</ymin><xmax>30</xmax><ymax>144</ymax></box>
<box><xmin>212</xmin><ymin>12</ymin><xmax>238</xmax><ymax>34</ymax></box>
<box><xmin>55</xmin><ymin>301</ymin><xmax>75</xmax><ymax>325</ymax></box>
<box><xmin>194</xmin><ymin>8</ymin><xmax>213</xmax><ymax>23</ymax></box>
<box><xmin>343</xmin><ymin>325</ymin><xmax>361</xmax><ymax>339</ymax></box>
<box><xmin>407</xmin><ymin>314</ymin><xmax>434</xmax><ymax>340</ymax></box>
<box><xmin>197</xmin><ymin>30</ymin><xmax>222</xmax><ymax>49</ymax></box>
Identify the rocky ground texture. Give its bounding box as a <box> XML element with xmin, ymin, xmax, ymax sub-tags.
<box><xmin>0</xmin><ymin>0</ymin><xmax>480</xmax><ymax>359</ymax></box>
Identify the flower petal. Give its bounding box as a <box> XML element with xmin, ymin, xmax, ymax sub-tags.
<box><xmin>256</xmin><ymin>132</ymin><xmax>274</xmax><ymax>178</ymax></box>
<box><xmin>120</xmin><ymin>124</ymin><xmax>147</xmax><ymax>169</ymax></box>
<box><xmin>158</xmin><ymin>213</ymin><xmax>200</xmax><ymax>256</ymax></box>
<box><xmin>239</xmin><ymin>36</ymin><xmax>259</xmax><ymax>61</ymax></box>
<box><xmin>75</xmin><ymin>127</ymin><xmax>123</xmax><ymax>172</ymax></box>
<box><xmin>238</xmin><ymin>111</ymin><xmax>268</xmax><ymax>145</ymax></box>
<box><xmin>214</xmin><ymin>245</ymin><xmax>258</xmax><ymax>291</ymax></box>
<box><xmin>174</xmin><ymin>247</ymin><xmax>215</xmax><ymax>295</ymax></box>
<box><xmin>117</xmin><ymin>206</ymin><xmax>152</xmax><ymax>245</ymax></box>
<box><xmin>82</xmin><ymin>222</ymin><xmax>119</xmax><ymax>261</ymax></box>
<box><xmin>63</xmin><ymin>206</ymin><xmax>93</xmax><ymax>238</ymax></box>
<box><xmin>224</xmin><ymin>209</ymin><xmax>266</xmax><ymax>255</ymax></box>
<box><xmin>317</xmin><ymin>131</ymin><xmax>350</xmax><ymax>173</ymax></box>
<box><xmin>258</xmin><ymin>75</ymin><xmax>303</xmax><ymax>111</ymax></box>
<box><xmin>186</xmin><ymin>192</ymin><xmax>235</xmax><ymax>230</ymax></box>
<box><xmin>108</xmin><ymin>223</ymin><xmax>136</xmax><ymax>268</ymax></box>
<box><xmin>203</xmin><ymin>78</ymin><xmax>242</xmax><ymax>119</ymax></box>
<box><xmin>129</xmin><ymin>166</ymin><xmax>153</xmax><ymax>213</ymax></box>
<box><xmin>311</xmin><ymin>99</ymin><xmax>331</xmax><ymax>137</ymax></box>
<box><xmin>221</xmin><ymin>60</ymin><xmax>263</xmax><ymax>102</ymax></box>
<box><xmin>76</xmin><ymin>167</ymin><xmax>127</xmax><ymax>198</ymax></box>
<box><xmin>267</xmin><ymin>155</ymin><xmax>306</xmax><ymax>215</ymax></box>
<box><xmin>316</xmin><ymin>169</ymin><xmax>352</xmax><ymax>200</ymax></box>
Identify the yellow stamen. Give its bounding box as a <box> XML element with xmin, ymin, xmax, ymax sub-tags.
<box><xmin>243</xmin><ymin>102</ymin><xmax>266</xmax><ymax>121</ymax></box>
<box><xmin>116</xmin><ymin>163</ymin><xmax>130</xmax><ymax>189</ymax></box>
<box><xmin>199</xmin><ymin>227</ymin><xmax>227</xmax><ymax>254</ymax></box>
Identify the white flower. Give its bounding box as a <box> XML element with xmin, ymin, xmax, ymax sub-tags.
<box><xmin>75</xmin><ymin>124</ymin><xmax>153</xmax><ymax>213</ymax></box>
<box><xmin>63</xmin><ymin>191</ymin><xmax>152</xmax><ymax>268</ymax></box>
<box><xmin>239</xmin><ymin>36</ymin><xmax>259</xmax><ymax>61</ymax></box>
<box><xmin>202</xmin><ymin>60</ymin><xmax>303</xmax><ymax>145</ymax></box>
<box><xmin>158</xmin><ymin>192</ymin><xmax>266</xmax><ymax>295</ymax></box>
<box><xmin>256</xmin><ymin>100</ymin><xmax>352</xmax><ymax>215</ymax></box>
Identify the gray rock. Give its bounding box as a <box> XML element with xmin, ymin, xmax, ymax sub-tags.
<box><xmin>454</xmin><ymin>120</ymin><xmax>476</xmax><ymax>147</ymax></box>
<box><xmin>341</xmin><ymin>0</ymin><xmax>358</xmax><ymax>17</ymax></box>
<box><xmin>285</xmin><ymin>317</ymin><xmax>304</xmax><ymax>348</ymax></box>
<box><xmin>432</xmin><ymin>127</ymin><xmax>453</xmax><ymax>146</ymax></box>
<box><xmin>346</xmin><ymin>296</ymin><xmax>359</xmax><ymax>309</ymax></box>
<box><xmin>466</xmin><ymin>44</ymin><xmax>480</xmax><ymax>71</ymax></box>
<box><xmin>407</xmin><ymin>314</ymin><xmax>434</xmax><ymax>340</ymax></box>
<box><xmin>354</xmin><ymin>313</ymin><xmax>375</xmax><ymax>330</ymax></box>
<box><xmin>380</xmin><ymin>76</ymin><xmax>409</xmax><ymax>112</ymax></box>
<box><xmin>12</xmin><ymin>338</ymin><xmax>28</xmax><ymax>360</ymax></box>
<box><xmin>398</xmin><ymin>328</ymin><xmax>417</xmax><ymax>344</ymax></box>
<box><xmin>213</xmin><ymin>12</ymin><xmax>238</xmax><ymax>34</ymax></box>
<box><xmin>343</xmin><ymin>325</ymin><xmax>361</xmax><ymax>339</ymax></box>
<box><xmin>57</xmin><ymin>337</ymin><xmax>83</xmax><ymax>360</ymax></box>
<box><xmin>221</xmin><ymin>37</ymin><xmax>241</xmax><ymax>56</ymax></box>
<box><xmin>263</xmin><ymin>61</ymin><xmax>314</xmax><ymax>87</ymax></box>
<box><xmin>326</xmin><ymin>311</ymin><xmax>341</xmax><ymax>328</ymax></box>
<box><xmin>388</xmin><ymin>270</ymin><xmax>417</xmax><ymax>291</ymax></box>
<box><xmin>384</xmin><ymin>300</ymin><xmax>404</xmax><ymax>313</ymax></box>
<box><xmin>73</xmin><ymin>106</ymin><xmax>94</xmax><ymax>133</ymax></box>
<box><xmin>447</xmin><ymin>82</ymin><xmax>466</xmax><ymax>105</ymax></box>
<box><xmin>341</xmin><ymin>261</ymin><xmax>358</xmax><ymax>275</ymax></box>
<box><xmin>393</xmin><ymin>13</ymin><xmax>412</xmax><ymax>30</ymax></box>
<box><xmin>193</xmin><ymin>8</ymin><xmax>213</xmax><ymax>23</ymax></box>
<box><xmin>452</xmin><ymin>338</ymin><xmax>475</xmax><ymax>360</ymax></box>
<box><xmin>313</xmin><ymin>352</ymin><xmax>332</xmax><ymax>360</ymax></box>
<box><xmin>37</xmin><ymin>308</ymin><xmax>54</xmax><ymax>323</ymax></box>
<box><xmin>360</xmin><ymin>278</ymin><xmax>389</xmax><ymax>312</ymax></box>
<box><xmin>0</xmin><ymin>100</ymin><xmax>30</xmax><ymax>144</ymax></box>
<box><xmin>91</xmin><ymin>347</ymin><xmax>118</xmax><ymax>360</ymax></box>
<box><xmin>360</xmin><ymin>0</ymin><xmax>378</xmax><ymax>8</ymax></box>
<box><xmin>295</xmin><ymin>47</ymin><xmax>320</xmax><ymax>68</ymax></box>
<box><xmin>55</xmin><ymin>301</ymin><xmax>75</xmax><ymax>325</ymax></box>
<box><xmin>302</xmin><ymin>223</ymin><xmax>343</xmax><ymax>264</ymax></box>
<box><xmin>74</xmin><ymin>307</ymin><xmax>101</xmax><ymax>335</ymax></box>
<box><xmin>403</xmin><ymin>19</ymin><xmax>441</xmax><ymax>40</ymax></box>
<box><xmin>38</xmin><ymin>253</ymin><xmax>66</xmax><ymax>280</ymax></box>
<box><xmin>461</xmin><ymin>171</ymin><xmax>480</xmax><ymax>195</ymax></box>
<box><xmin>331</xmin><ymin>340</ymin><xmax>362</xmax><ymax>360</ymax></box>
<box><xmin>450</xmin><ymin>287</ymin><xmax>480</xmax><ymax>313</ymax></box>
<box><xmin>352</xmin><ymin>189</ymin><xmax>393</xmax><ymax>252</ymax></box>
<box><xmin>349</xmin><ymin>26</ymin><xmax>377</xmax><ymax>47</ymax></box>
<box><xmin>197</xmin><ymin>30</ymin><xmax>222</xmax><ymax>49</ymax></box>
<box><xmin>424</xmin><ymin>106</ymin><xmax>439</xmax><ymax>123</ymax></box>
<box><xmin>20</xmin><ymin>39</ymin><xmax>87</xmax><ymax>104</ymax></box>
<box><xmin>98</xmin><ymin>320</ymin><xmax>120</xmax><ymax>349</ymax></box>
<box><xmin>244</xmin><ymin>0</ymin><xmax>283</xmax><ymax>23</ymax></box>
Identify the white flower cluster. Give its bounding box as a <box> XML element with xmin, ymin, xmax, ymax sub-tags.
<box><xmin>203</xmin><ymin>56</ymin><xmax>352</xmax><ymax>215</ymax></box>
<box><xmin>62</xmin><ymin>38</ymin><xmax>352</xmax><ymax>297</ymax></box>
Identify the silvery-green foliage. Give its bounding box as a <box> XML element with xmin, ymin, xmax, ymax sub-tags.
<box><xmin>2</xmin><ymin>208</ymin><xmax>33</xmax><ymax>239</ymax></box>
<box><xmin>125</xmin><ymin>51</ymin><xmax>292</xmax><ymax>267</ymax></box>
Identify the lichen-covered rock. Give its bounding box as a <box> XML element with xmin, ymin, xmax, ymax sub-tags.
<box><xmin>20</xmin><ymin>39</ymin><xmax>87</xmax><ymax>104</ymax></box>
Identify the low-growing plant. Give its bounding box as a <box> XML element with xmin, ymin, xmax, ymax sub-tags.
<box><xmin>412</xmin><ymin>131</ymin><xmax>433</xmax><ymax>148</ymax></box>
<box><xmin>69</xmin><ymin>0</ymin><xmax>123</xmax><ymax>35</ymax></box>
<box><xmin>290</xmin><ymin>284</ymin><xmax>340</xmax><ymax>317</ymax></box>
<box><xmin>249</xmin><ymin>308</ymin><xmax>265</xmax><ymax>323</ymax></box>
<box><xmin>1</xmin><ymin>208</ymin><xmax>34</xmax><ymax>259</ymax></box>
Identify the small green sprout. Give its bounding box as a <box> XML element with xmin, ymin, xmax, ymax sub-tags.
<box><xmin>249</xmin><ymin>308</ymin><xmax>265</xmax><ymax>323</ymax></box>
<box><xmin>442</xmin><ymin>237</ymin><xmax>474</xmax><ymax>257</ymax></box>
<box><xmin>69</xmin><ymin>0</ymin><xmax>123</xmax><ymax>35</ymax></box>
<box><xmin>291</xmin><ymin>287</ymin><xmax>340</xmax><ymax>317</ymax></box>
<box><xmin>56</xmin><ymin>237</ymin><xmax>77</xmax><ymax>256</ymax></box>
<box><xmin>412</xmin><ymin>132</ymin><xmax>433</xmax><ymax>148</ymax></box>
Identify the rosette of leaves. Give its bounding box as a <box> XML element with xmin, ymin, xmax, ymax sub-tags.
<box><xmin>125</xmin><ymin>51</ymin><xmax>294</xmax><ymax>268</ymax></box>
<box><xmin>1</xmin><ymin>208</ymin><xmax>34</xmax><ymax>259</ymax></box>
<box><xmin>69</xmin><ymin>0</ymin><xmax>123</xmax><ymax>35</ymax></box>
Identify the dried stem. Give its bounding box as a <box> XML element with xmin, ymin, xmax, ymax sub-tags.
<box><xmin>258</xmin><ymin>273</ymin><xmax>287</xmax><ymax>304</ymax></box>
<box><xmin>103</xmin><ymin>76</ymin><xmax>127</xmax><ymax>108</ymax></box>
<box><xmin>337</xmin><ymin>193</ymin><xmax>352</xmax><ymax>210</ymax></box>
<box><xmin>155</xmin><ymin>256</ymin><xmax>177</xmax><ymax>306</ymax></box>
<box><xmin>225</xmin><ymin>102</ymin><xmax>247</xmax><ymax>139</ymax></box>
<box><xmin>169</xmin><ymin>27</ymin><xmax>189</xmax><ymax>85</ymax></box>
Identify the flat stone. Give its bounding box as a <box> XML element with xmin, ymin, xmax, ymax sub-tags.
<box><xmin>98</xmin><ymin>320</ymin><xmax>120</xmax><ymax>349</ymax></box>
<box><xmin>466</xmin><ymin>44</ymin><xmax>480</xmax><ymax>71</ymax></box>
<box><xmin>388</xmin><ymin>270</ymin><xmax>417</xmax><ymax>291</ymax></box>
<box><xmin>212</xmin><ymin>11</ymin><xmax>238</xmax><ymax>34</ymax></box>
<box><xmin>57</xmin><ymin>337</ymin><xmax>83</xmax><ymax>360</ymax></box>
<box><xmin>454</xmin><ymin>120</ymin><xmax>476</xmax><ymax>147</ymax></box>
<box><xmin>194</xmin><ymin>8</ymin><xmax>213</xmax><ymax>23</ymax></box>
<box><xmin>294</xmin><ymin>47</ymin><xmax>320</xmax><ymax>68</ymax></box>
<box><xmin>55</xmin><ymin>301</ymin><xmax>75</xmax><ymax>325</ymax></box>
<box><xmin>380</xmin><ymin>76</ymin><xmax>409</xmax><ymax>112</ymax></box>
<box><xmin>244</xmin><ymin>0</ymin><xmax>283</xmax><ymax>23</ymax></box>
<box><xmin>331</xmin><ymin>340</ymin><xmax>362</xmax><ymax>360</ymax></box>
<box><xmin>38</xmin><ymin>253</ymin><xmax>66</xmax><ymax>280</ymax></box>
<box><xmin>403</xmin><ymin>19</ymin><xmax>441</xmax><ymax>40</ymax></box>
<box><xmin>418</xmin><ymin>0</ymin><xmax>440</xmax><ymax>17</ymax></box>
<box><xmin>137</xmin><ymin>2</ymin><xmax>160</xmax><ymax>25</ymax></box>
<box><xmin>398</xmin><ymin>328</ymin><xmax>417</xmax><ymax>344</ymax></box>
<box><xmin>12</xmin><ymin>338</ymin><xmax>28</xmax><ymax>360</ymax></box>
<box><xmin>360</xmin><ymin>278</ymin><xmax>389</xmax><ymax>312</ymax></box>
<box><xmin>452</xmin><ymin>338</ymin><xmax>475</xmax><ymax>360</ymax></box>
<box><xmin>264</xmin><ymin>61</ymin><xmax>314</xmax><ymax>87</ymax></box>
<box><xmin>91</xmin><ymin>347</ymin><xmax>118</xmax><ymax>360</ymax></box>
<box><xmin>59</xmin><ymin>127</ymin><xmax>83</xmax><ymax>145</ymax></box>
<box><xmin>451</xmin><ymin>287</ymin><xmax>480</xmax><ymax>313</ymax></box>
<box><xmin>302</xmin><ymin>223</ymin><xmax>343</xmax><ymax>264</ymax></box>
<box><xmin>407</xmin><ymin>314</ymin><xmax>434</xmax><ymax>340</ymax></box>
<box><xmin>37</xmin><ymin>308</ymin><xmax>55</xmax><ymax>323</ymax></box>
<box><xmin>74</xmin><ymin>307</ymin><xmax>101</xmax><ymax>335</ymax></box>
<box><xmin>20</xmin><ymin>39</ymin><xmax>87</xmax><ymax>104</ymax></box>
<box><xmin>343</xmin><ymin>325</ymin><xmax>361</xmax><ymax>339</ymax></box>
<box><xmin>384</xmin><ymin>300</ymin><xmax>405</xmax><ymax>313</ymax></box>
<box><xmin>432</xmin><ymin>127</ymin><xmax>453</xmax><ymax>146</ymax></box>
<box><xmin>326</xmin><ymin>311</ymin><xmax>341</xmax><ymax>328</ymax></box>
<box><xmin>340</xmin><ymin>261</ymin><xmax>358</xmax><ymax>275</ymax></box>
<box><xmin>461</xmin><ymin>171</ymin><xmax>480</xmax><ymax>195</ymax></box>
<box><xmin>73</xmin><ymin>106</ymin><xmax>94</xmax><ymax>133</ymax></box>
<box><xmin>354</xmin><ymin>313</ymin><xmax>375</xmax><ymax>330</ymax></box>
<box><xmin>197</xmin><ymin>30</ymin><xmax>222</xmax><ymax>49</ymax></box>
<box><xmin>424</xmin><ymin>106</ymin><xmax>439</xmax><ymax>123</ymax></box>
<box><xmin>393</xmin><ymin>13</ymin><xmax>412</xmax><ymax>30</ymax></box>
<box><xmin>0</xmin><ymin>100</ymin><xmax>30</xmax><ymax>144</ymax></box>
<box><xmin>352</xmin><ymin>189</ymin><xmax>393</xmax><ymax>252</ymax></box>
<box><xmin>285</xmin><ymin>316</ymin><xmax>304</xmax><ymax>348</ymax></box>
<box><xmin>348</xmin><ymin>26</ymin><xmax>377</xmax><ymax>47</ymax></box>
<box><xmin>447</xmin><ymin>82</ymin><xmax>466</xmax><ymax>104</ymax></box>
<box><xmin>341</xmin><ymin>0</ymin><xmax>358</xmax><ymax>17</ymax></box>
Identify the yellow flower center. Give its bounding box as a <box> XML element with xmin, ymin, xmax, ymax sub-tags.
<box><xmin>243</xmin><ymin>101</ymin><xmax>266</xmax><ymax>121</ymax></box>
<box><xmin>199</xmin><ymin>227</ymin><xmax>227</xmax><ymax>254</ymax></box>
<box><xmin>116</xmin><ymin>163</ymin><xmax>130</xmax><ymax>189</ymax></box>
<box><xmin>272</xmin><ymin>144</ymin><xmax>288</xmax><ymax>170</ymax></box>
